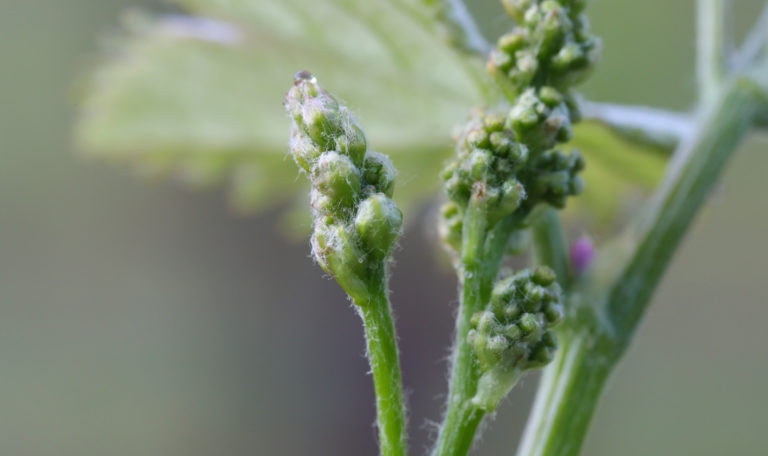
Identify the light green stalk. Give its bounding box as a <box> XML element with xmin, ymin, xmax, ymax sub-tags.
<box><xmin>519</xmin><ymin>76</ymin><xmax>768</xmax><ymax>456</ymax></box>
<box><xmin>285</xmin><ymin>72</ymin><xmax>407</xmax><ymax>456</ymax></box>
<box><xmin>358</xmin><ymin>273</ymin><xmax>407</xmax><ymax>456</ymax></box>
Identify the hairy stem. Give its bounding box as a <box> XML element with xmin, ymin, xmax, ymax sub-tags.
<box><xmin>433</xmin><ymin>202</ymin><xmax>520</xmax><ymax>456</ymax></box>
<box><xmin>518</xmin><ymin>77</ymin><xmax>765</xmax><ymax>456</ymax></box>
<box><xmin>357</xmin><ymin>277</ymin><xmax>408</xmax><ymax>456</ymax></box>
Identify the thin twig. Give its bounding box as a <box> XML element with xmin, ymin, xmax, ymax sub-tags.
<box><xmin>581</xmin><ymin>101</ymin><xmax>694</xmax><ymax>151</ymax></box>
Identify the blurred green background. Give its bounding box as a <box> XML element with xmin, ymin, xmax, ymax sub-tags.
<box><xmin>1</xmin><ymin>0</ymin><xmax>767</xmax><ymax>455</ymax></box>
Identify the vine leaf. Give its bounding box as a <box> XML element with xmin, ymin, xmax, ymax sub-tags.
<box><xmin>76</xmin><ymin>0</ymin><xmax>665</xmax><ymax>230</ymax></box>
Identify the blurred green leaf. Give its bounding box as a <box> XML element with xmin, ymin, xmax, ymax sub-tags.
<box><xmin>567</xmin><ymin>122</ymin><xmax>667</xmax><ymax>233</ymax></box>
<box><xmin>76</xmin><ymin>2</ymin><xmax>485</xmax><ymax>213</ymax></box>
<box><xmin>76</xmin><ymin>0</ymin><xmax>666</xmax><ymax>230</ymax></box>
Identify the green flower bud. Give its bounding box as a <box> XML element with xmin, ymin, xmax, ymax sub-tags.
<box><xmin>483</xmin><ymin>113</ymin><xmax>506</xmax><ymax>132</ymax></box>
<box><xmin>311</xmin><ymin>151</ymin><xmax>361</xmax><ymax>209</ymax></box>
<box><xmin>488</xmin><ymin>179</ymin><xmax>525</xmax><ymax>223</ymax></box>
<box><xmin>362</xmin><ymin>151</ymin><xmax>396</xmax><ymax>197</ymax></box>
<box><xmin>310</xmin><ymin>188</ymin><xmax>334</xmax><ymax>217</ymax></box>
<box><xmin>335</xmin><ymin>122</ymin><xmax>367</xmax><ymax>168</ymax></box>
<box><xmin>524</xmin><ymin>148</ymin><xmax>585</xmax><ymax>209</ymax></box>
<box><xmin>489</xmin><ymin>49</ymin><xmax>514</xmax><ymax>75</ymax></box>
<box><xmin>549</xmin><ymin>36</ymin><xmax>601</xmax><ymax>87</ymax></box>
<box><xmin>471</xmin><ymin>267</ymin><xmax>564</xmax><ymax>410</ymax></box>
<box><xmin>301</xmin><ymin>97</ymin><xmax>342</xmax><ymax>150</ymax></box>
<box><xmin>354</xmin><ymin>193</ymin><xmax>403</xmax><ymax>260</ymax></box>
<box><xmin>438</xmin><ymin>202</ymin><xmax>463</xmax><ymax>253</ymax></box>
<box><xmin>289</xmin><ymin>126</ymin><xmax>321</xmax><ymax>174</ymax></box>
<box><xmin>508</xmin><ymin>49</ymin><xmax>539</xmax><ymax>91</ymax></box>
<box><xmin>532</xmin><ymin>265</ymin><xmax>556</xmax><ymax>286</ymax></box>
<box><xmin>501</xmin><ymin>0</ymin><xmax>534</xmax><ymax>22</ymax></box>
<box><xmin>508</xmin><ymin>88</ymin><xmax>572</xmax><ymax>152</ymax></box>
<box><xmin>444</xmin><ymin>165</ymin><xmax>473</xmax><ymax>207</ymax></box>
<box><xmin>536</xmin><ymin>2</ymin><xmax>571</xmax><ymax>59</ymax></box>
<box><xmin>311</xmin><ymin>218</ymin><xmax>368</xmax><ymax>301</ymax></box>
<box><xmin>473</xmin><ymin>149</ymin><xmax>495</xmax><ymax>181</ymax></box>
<box><xmin>498</xmin><ymin>29</ymin><xmax>529</xmax><ymax>55</ymax></box>
<box><xmin>286</xmin><ymin>73</ymin><xmax>403</xmax><ymax>304</ymax></box>
<box><xmin>466</xmin><ymin>129</ymin><xmax>491</xmax><ymax>149</ymax></box>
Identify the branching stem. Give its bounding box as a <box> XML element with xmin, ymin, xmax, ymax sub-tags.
<box><xmin>517</xmin><ymin>76</ymin><xmax>766</xmax><ymax>456</ymax></box>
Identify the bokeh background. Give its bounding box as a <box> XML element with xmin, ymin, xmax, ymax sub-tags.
<box><xmin>2</xmin><ymin>1</ymin><xmax>768</xmax><ymax>455</ymax></box>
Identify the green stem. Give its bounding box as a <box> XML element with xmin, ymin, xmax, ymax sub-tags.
<box><xmin>357</xmin><ymin>277</ymin><xmax>408</xmax><ymax>456</ymax></box>
<box><xmin>697</xmin><ymin>0</ymin><xmax>728</xmax><ymax>107</ymax></box>
<box><xmin>518</xmin><ymin>77</ymin><xmax>765</xmax><ymax>456</ymax></box>
<box><xmin>530</xmin><ymin>209</ymin><xmax>571</xmax><ymax>288</ymax></box>
<box><xmin>605</xmin><ymin>78</ymin><xmax>764</xmax><ymax>346</ymax></box>
<box><xmin>517</xmin><ymin>326</ymin><xmax>614</xmax><ymax>456</ymax></box>
<box><xmin>433</xmin><ymin>198</ymin><xmax>519</xmax><ymax>456</ymax></box>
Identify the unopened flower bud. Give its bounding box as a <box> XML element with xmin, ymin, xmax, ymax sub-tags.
<box><xmin>311</xmin><ymin>218</ymin><xmax>368</xmax><ymax>300</ymax></box>
<box><xmin>363</xmin><ymin>151</ymin><xmax>396</xmax><ymax>197</ymax></box>
<box><xmin>335</xmin><ymin>122</ymin><xmax>367</xmax><ymax>168</ymax></box>
<box><xmin>354</xmin><ymin>194</ymin><xmax>403</xmax><ymax>260</ymax></box>
<box><xmin>311</xmin><ymin>152</ymin><xmax>361</xmax><ymax>209</ymax></box>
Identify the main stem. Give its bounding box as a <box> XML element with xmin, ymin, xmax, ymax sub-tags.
<box><xmin>517</xmin><ymin>77</ymin><xmax>764</xmax><ymax>456</ymax></box>
<box><xmin>433</xmin><ymin>200</ymin><xmax>519</xmax><ymax>456</ymax></box>
<box><xmin>357</xmin><ymin>276</ymin><xmax>407</xmax><ymax>456</ymax></box>
<box><xmin>517</xmin><ymin>326</ymin><xmax>614</xmax><ymax>456</ymax></box>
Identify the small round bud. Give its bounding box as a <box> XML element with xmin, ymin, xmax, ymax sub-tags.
<box><xmin>311</xmin><ymin>219</ymin><xmax>368</xmax><ymax>300</ymax></box>
<box><xmin>543</xmin><ymin>301</ymin><xmax>564</xmax><ymax>324</ymax></box>
<box><xmin>501</xmin><ymin>0</ymin><xmax>534</xmax><ymax>21</ymax></box>
<box><xmin>466</xmin><ymin>129</ymin><xmax>491</xmax><ymax>149</ymax></box>
<box><xmin>311</xmin><ymin>152</ymin><xmax>361</xmax><ymax>209</ymax></box>
<box><xmin>466</xmin><ymin>149</ymin><xmax>494</xmax><ymax>181</ymax></box>
<box><xmin>498</xmin><ymin>30</ymin><xmax>529</xmax><ymax>54</ymax></box>
<box><xmin>363</xmin><ymin>151</ymin><xmax>396</xmax><ymax>197</ymax></box>
<box><xmin>532</xmin><ymin>265</ymin><xmax>556</xmax><ymax>286</ymax></box>
<box><xmin>300</xmin><ymin>96</ymin><xmax>342</xmax><ymax>150</ymax></box>
<box><xmin>438</xmin><ymin>202</ymin><xmax>463</xmax><ymax>253</ymax></box>
<box><xmin>310</xmin><ymin>188</ymin><xmax>334</xmax><ymax>216</ymax></box>
<box><xmin>335</xmin><ymin>122</ymin><xmax>367</xmax><ymax>168</ymax></box>
<box><xmin>483</xmin><ymin>113</ymin><xmax>506</xmax><ymax>132</ymax></box>
<box><xmin>489</xmin><ymin>49</ymin><xmax>514</xmax><ymax>73</ymax></box>
<box><xmin>289</xmin><ymin>127</ymin><xmax>321</xmax><ymax>173</ymax></box>
<box><xmin>354</xmin><ymin>194</ymin><xmax>403</xmax><ymax>260</ymax></box>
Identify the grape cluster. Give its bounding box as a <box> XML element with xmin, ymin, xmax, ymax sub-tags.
<box><xmin>439</xmin><ymin>0</ymin><xmax>600</xmax><ymax>410</ymax></box>
<box><xmin>491</xmin><ymin>0</ymin><xmax>600</xmax><ymax>97</ymax></box>
<box><xmin>469</xmin><ymin>266</ymin><xmax>563</xmax><ymax>410</ymax></box>
<box><xmin>285</xmin><ymin>72</ymin><xmax>402</xmax><ymax>302</ymax></box>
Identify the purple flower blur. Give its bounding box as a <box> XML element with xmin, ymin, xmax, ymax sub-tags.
<box><xmin>570</xmin><ymin>236</ymin><xmax>595</xmax><ymax>274</ymax></box>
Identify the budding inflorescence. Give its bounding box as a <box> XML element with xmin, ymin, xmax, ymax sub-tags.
<box><xmin>492</xmin><ymin>0</ymin><xmax>600</xmax><ymax>99</ymax></box>
<box><xmin>469</xmin><ymin>266</ymin><xmax>563</xmax><ymax>410</ymax></box>
<box><xmin>285</xmin><ymin>72</ymin><xmax>402</xmax><ymax>302</ymax></box>
<box><xmin>439</xmin><ymin>0</ymin><xmax>600</xmax><ymax>406</ymax></box>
